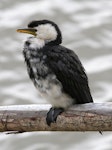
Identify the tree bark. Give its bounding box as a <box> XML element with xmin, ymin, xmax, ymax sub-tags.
<box><xmin>0</xmin><ymin>103</ymin><xmax>112</xmax><ymax>132</ymax></box>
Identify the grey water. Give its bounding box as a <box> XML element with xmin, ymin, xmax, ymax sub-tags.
<box><xmin>0</xmin><ymin>0</ymin><xmax>112</xmax><ymax>150</ymax></box>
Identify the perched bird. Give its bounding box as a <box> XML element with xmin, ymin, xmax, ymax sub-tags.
<box><xmin>17</xmin><ymin>20</ymin><xmax>93</xmax><ymax>126</ymax></box>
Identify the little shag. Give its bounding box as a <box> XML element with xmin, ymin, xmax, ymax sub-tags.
<box><xmin>17</xmin><ymin>20</ymin><xmax>93</xmax><ymax>126</ymax></box>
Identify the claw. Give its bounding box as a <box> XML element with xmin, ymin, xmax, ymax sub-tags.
<box><xmin>46</xmin><ymin>107</ymin><xmax>64</xmax><ymax>126</ymax></box>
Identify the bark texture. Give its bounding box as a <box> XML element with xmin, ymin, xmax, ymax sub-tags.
<box><xmin>0</xmin><ymin>103</ymin><xmax>112</xmax><ymax>132</ymax></box>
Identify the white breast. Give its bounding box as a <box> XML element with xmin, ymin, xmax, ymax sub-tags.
<box><xmin>34</xmin><ymin>75</ymin><xmax>74</xmax><ymax>109</ymax></box>
<box><xmin>24</xmin><ymin>42</ymin><xmax>74</xmax><ymax>109</ymax></box>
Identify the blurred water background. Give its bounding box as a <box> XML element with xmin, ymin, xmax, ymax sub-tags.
<box><xmin>0</xmin><ymin>0</ymin><xmax>112</xmax><ymax>150</ymax></box>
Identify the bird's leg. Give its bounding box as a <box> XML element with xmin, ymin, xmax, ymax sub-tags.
<box><xmin>46</xmin><ymin>107</ymin><xmax>64</xmax><ymax>126</ymax></box>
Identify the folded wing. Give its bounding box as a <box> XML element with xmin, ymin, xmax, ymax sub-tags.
<box><xmin>44</xmin><ymin>45</ymin><xmax>93</xmax><ymax>104</ymax></box>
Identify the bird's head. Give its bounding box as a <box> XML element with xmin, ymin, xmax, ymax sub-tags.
<box><xmin>17</xmin><ymin>20</ymin><xmax>62</xmax><ymax>45</ymax></box>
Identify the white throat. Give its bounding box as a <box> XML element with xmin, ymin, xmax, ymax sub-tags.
<box><xmin>27</xmin><ymin>37</ymin><xmax>45</xmax><ymax>49</ymax></box>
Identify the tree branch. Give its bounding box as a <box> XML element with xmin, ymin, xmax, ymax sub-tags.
<box><xmin>0</xmin><ymin>103</ymin><xmax>112</xmax><ymax>132</ymax></box>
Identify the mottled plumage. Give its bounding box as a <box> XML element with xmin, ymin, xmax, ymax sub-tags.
<box><xmin>17</xmin><ymin>20</ymin><xmax>93</xmax><ymax>126</ymax></box>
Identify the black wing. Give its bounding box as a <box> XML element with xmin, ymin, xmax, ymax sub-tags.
<box><xmin>44</xmin><ymin>45</ymin><xmax>93</xmax><ymax>104</ymax></box>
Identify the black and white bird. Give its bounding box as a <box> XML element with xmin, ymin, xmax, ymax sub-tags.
<box><xmin>17</xmin><ymin>20</ymin><xmax>93</xmax><ymax>126</ymax></box>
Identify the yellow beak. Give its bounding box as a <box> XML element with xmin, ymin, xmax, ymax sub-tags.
<box><xmin>17</xmin><ymin>28</ymin><xmax>37</xmax><ymax>36</ymax></box>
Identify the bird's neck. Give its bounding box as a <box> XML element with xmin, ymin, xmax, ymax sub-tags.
<box><xmin>27</xmin><ymin>37</ymin><xmax>45</xmax><ymax>49</ymax></box>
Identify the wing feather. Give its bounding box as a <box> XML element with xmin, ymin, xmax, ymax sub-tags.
<box><xmin>44</xmin><ymin>45</ymin><xmax>93</xmax><ymax>104</ymax></box>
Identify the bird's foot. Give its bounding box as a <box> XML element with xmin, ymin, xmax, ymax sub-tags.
<box><xmin>46</xmin><ymin>107</ymin><xmax>64</xmax><ymax>126</ymax></box>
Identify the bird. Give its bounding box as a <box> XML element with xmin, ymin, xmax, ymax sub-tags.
<box><xmin>17</xmin><ymin>20</ymin><xmax>93</xmax><ymax>126</ymax></box>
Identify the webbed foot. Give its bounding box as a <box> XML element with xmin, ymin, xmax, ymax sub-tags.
<box><xmin>46</xmin><ymin>107</ymin><xmax>64</xmax><ymax>126</ymax></box>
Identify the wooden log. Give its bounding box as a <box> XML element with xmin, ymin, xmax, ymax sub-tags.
<box><xmin>0</xmin><ymin>103</ymin><xmax>112</xmax><ymax>132</ymax></box>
